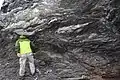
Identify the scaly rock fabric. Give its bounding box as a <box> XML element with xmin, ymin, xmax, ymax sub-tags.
<box><xmin>0</xmin><ymin>0</ymin><xmax>120</xmax><ymax>80</ymax></box>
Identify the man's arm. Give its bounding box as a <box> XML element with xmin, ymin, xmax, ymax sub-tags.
<box><xmin>30</xmin><ymin>41</ymin><xmax>35</xmax><ymax>53</ymax></box>
<box><xmin>15</xmin><ymin>40</ymin><xmax>20</xmax><ymax>53</ymax></box>
<box><xmin>15</xmin><ymin>40</ymin><xmax>21</xmax><ymax>57</ymax></box>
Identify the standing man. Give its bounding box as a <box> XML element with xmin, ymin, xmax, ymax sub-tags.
<box><xmin>15</xmin><ymin>35</ymin><xmax>35</xmax><ymax>77</ymax></box>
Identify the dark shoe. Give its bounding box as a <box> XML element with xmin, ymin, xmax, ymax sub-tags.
<box><xmin>19</xmin><ymin>76</ymin><xmax>25</xmax><ymax>80</ymax></box>
<box><xmin>31</xmin><ymin>70</ymin><xmax>36</xmax><ymax>76</ymax></box>
<box><xmin>31</xmin><ymin>72</ymin><xmax>36</xmax><ymax>76</ymax></box>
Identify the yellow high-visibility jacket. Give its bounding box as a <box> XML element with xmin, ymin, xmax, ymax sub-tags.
<box><xmin>15</xmin><ymin>38</ymin><xmax>33</xmax><ymax>54</ymax></box>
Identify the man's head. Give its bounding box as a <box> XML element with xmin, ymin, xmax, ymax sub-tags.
<box><xmin>19</xmin><ymin>35</ymin><xmax>26</xmax><ymax>39</ymax></box>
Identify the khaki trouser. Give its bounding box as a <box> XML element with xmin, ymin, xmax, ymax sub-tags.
<box><xmin>19</xmin><ymin>53</ymin><xmax>35</xmax><ymax>76</ymax></box>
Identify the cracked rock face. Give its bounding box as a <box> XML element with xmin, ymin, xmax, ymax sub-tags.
<box><xmin>0</xmin><ymin>0</ymin><xmax>120</xmax><ymax>80</ymax></box>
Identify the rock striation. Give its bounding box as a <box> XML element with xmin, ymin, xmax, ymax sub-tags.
<box><xmin>0</xmin><ymin>0</ymin><xmax>120</xmax><ymax>80</ymax></box>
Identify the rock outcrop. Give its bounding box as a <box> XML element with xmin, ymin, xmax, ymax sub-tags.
<box><xmin>0</xmin><ymin>0</ymin><xmax>120</xmax><ymax>80</ymax></box>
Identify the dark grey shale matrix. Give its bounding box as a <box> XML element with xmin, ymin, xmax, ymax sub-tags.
<box><xmin>0</xmin><ymin>0</ymin><xmax>120</xmax><ymax>80</ymax></box>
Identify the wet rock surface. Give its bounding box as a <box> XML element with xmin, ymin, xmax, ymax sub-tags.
<box><xmin>0</xmin><ymin>0</ymin><xmax>120</xmax><ymax>80</ymax></box>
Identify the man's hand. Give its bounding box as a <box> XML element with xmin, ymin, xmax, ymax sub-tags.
<box><xmin>17</xmin><ymin>53</ymin><xmax>21</xmax><ymax>57</ymax></box>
